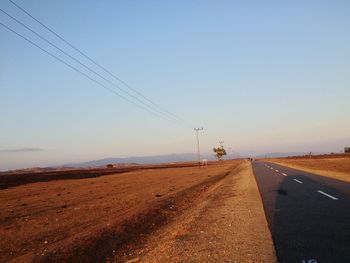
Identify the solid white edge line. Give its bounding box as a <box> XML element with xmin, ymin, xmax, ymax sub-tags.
<box><xmin>293</xmin><ymin>179</ymin><xmax>303</xmax><ymax>184</ymax></box>
<box><xmin>317</xmin><ymin>190</ymin><xmax>339</xmax><ymax>200</ymax></box>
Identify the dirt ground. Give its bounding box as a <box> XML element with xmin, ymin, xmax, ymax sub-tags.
<box><xmin>268</xmin><ymin>156</ymin><xmax>350</xmax><ymax>183</ymax></box>
<box><xmin>0</xmin><ymin>162</ymin><xmax>206</xmax><ymax>189</ymax></box>
<box><xmin>0</xmin><ymin>161</ymin><xmax>237</xmax><ymax>262</ymax></box>
<box><xmin>1</xmin><ymin>160</ymin><xmax>275</xmax><ymax>263</ymax></box>
<box><xmin>117</xmin><ymin>161</ymin><xmax>276</xmax><ymax>263</ymax></box>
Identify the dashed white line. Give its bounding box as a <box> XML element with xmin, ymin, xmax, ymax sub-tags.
<box><xmin>275</xmin><ymin>169</ymin><xmax>279</xmax><ymax>172</ymax></box>
<box><xmin>282</xmin><ymin>173</ymin><xmax>287</xmax><ymax>176</ymax></box>
<box><xmin>317</xmin><ymin>190</ymin><xmax>339</xmax><ymax>200</ymax></box>
<box><xmin>293</xmin><ymin>179</ymin><xmax>303</xmax><ymax>184</ymax></box>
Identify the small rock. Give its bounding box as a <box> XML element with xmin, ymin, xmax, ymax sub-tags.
<box><xmin>126</xmin><ymin>257</ymin><xmax>140</xmax><ymax>263</ymax></box>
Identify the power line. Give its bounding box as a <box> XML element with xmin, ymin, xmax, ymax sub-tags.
<box><xmin>0</xmin><ymin>8</ymin><xmax>182</xmax><ymax>124</ymax></box>
<box><xmin>0</xmin><ymin>21</ymin><xmax>177</xmax><ymax>123</ymax></box>
<box><xmin>8</xmin><ymin>0</ymin><xmax>190</xmax><ymax>127</ymax></box>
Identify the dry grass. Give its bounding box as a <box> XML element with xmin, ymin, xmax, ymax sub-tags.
<box><xmin>267</xmin><ymin>156</ymin><xmax>350</xmax><ymax>183</ymax></box>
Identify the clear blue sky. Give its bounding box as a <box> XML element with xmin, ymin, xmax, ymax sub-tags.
<box><xmin>1</xmin><ymin>0</ymin><xmax>350</xmax><ymax>170</ymax></box>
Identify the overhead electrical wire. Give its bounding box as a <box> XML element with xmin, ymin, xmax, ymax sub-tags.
<box><xmin>0</xmin><ymin>8</ymin><xmax>177</xmax><ymax>123</ymax></box>
<box><xmin>0</xmin><ymin>21</ymin><xmax>178</xmax><ymax>123</ymax></box>
<box><xmin>6</xmin><ymin>0</ymin><xmax>192</xmax><ymax>128</ymax></box>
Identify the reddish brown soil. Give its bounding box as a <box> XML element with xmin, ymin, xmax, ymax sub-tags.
<box><xmin>0</xmin><ymin>160</ymin><xmax>242</xmax><ymax>263</ymax></box>
<box><xmin>0</xmin><ymin>162</ymin><xmax>213</xmax><ymax>189</ymax></box>
<box><xmin>123</xmin><ymin>161</ymin><xmax>276</xmax><ymax>263</ymax></box>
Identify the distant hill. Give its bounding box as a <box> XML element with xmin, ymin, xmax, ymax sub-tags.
<box><xmin>60</xmin><ymin>153</ymin><xmax>217</xmax><ymax>168</ymax></box>
<box><xmin>57</xmin><ymin>151</ymin><xmax>330</xmax><ymax>168</ymax></box>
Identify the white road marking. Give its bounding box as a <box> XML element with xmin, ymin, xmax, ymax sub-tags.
<box><xmin>282</xmin><ymin>173</ymin><xmax>287</xmax><ymax>176</ymax></box>
<box><xmin>293</xmin><ymin>179</ymin><xmax>303</xmax><ymax>184</ymax></box>
<box><xmin>302</xmin><ymin>259</ymin><xmax>318</xmax><ymax>263</ymax></box>
<box><xmin>317</xmin><ymin>190</ymin><xmax>339</xmax><ymax>200</ymax></box>
<box><xmin>275</xmin><ymin>169</ymin><xmax>279</xmax><ymax>172</ymax></box>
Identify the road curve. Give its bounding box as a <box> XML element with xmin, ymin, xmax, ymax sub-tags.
<box><xmin>252</xmin><ymin>160</ymin><xmax>350</xmax><ymax>263</ymax></box>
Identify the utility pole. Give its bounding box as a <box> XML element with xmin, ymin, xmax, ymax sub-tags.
<box><xmin>228</xmin><ymin>147</ymin><xmax>233</xmax><ymax>159</ymax></box>
<box><xmin>194</xmin><ymin>128</ymin><xmax>203</xmax><ymax>167</ymax></box>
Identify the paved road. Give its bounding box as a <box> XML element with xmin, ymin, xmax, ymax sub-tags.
<box><xmin>252</xmin><ymin>161</ymin><xmax>350</xmax><ymax>263</ymax></box>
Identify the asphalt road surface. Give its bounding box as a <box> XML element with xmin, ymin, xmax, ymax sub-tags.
<box><xmin>252</xmin><ymin>161</ymin><xmax>350</xmax><ymax>263</ymax></box>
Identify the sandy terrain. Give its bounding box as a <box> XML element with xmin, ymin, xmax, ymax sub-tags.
<box><xmin>267</xmin><ymin>155</ymin><xmax>350</xmax><ymax>183</ymax></box>
<box><xmin>1</xmin><ymin>160</ymin><xmax>275</xmax><ymax>263</ymax></box>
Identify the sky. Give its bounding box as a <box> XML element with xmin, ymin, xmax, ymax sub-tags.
<box><xmin>1</xmin><ymin>0</ymin><xmax>350</xmax><ymax>170</ymax></box>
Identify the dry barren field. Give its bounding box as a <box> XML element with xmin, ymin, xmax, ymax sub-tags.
<box><xmin>267</xmin><ymin>154</ymin><xmax>350</xmax><ymax>182</ymax></box>
<box><xmin>0</xmin><ymin>160</ymin><xmax>275</xmax><ymax>263</ymax></box>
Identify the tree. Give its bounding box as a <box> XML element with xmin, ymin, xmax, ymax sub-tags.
<box><xmin>213</xmin><ymin>146</ymin><xmax>227</xmax><ymax>161</ymax></box>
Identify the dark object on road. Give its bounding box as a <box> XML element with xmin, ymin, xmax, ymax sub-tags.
<box><xmin>277</xmin><ymin>189</ymin><xmax>287</xmax><ymax>195</ymax></box>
